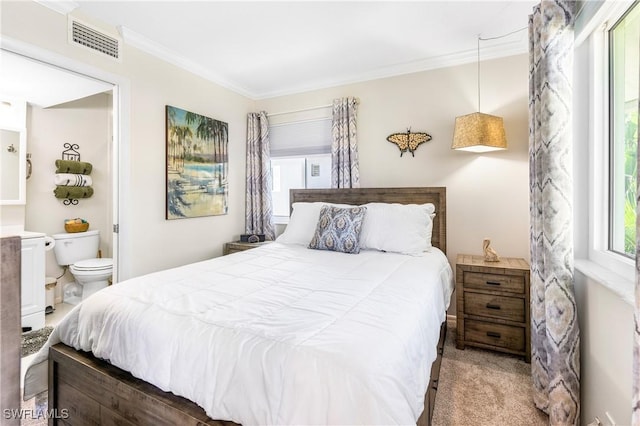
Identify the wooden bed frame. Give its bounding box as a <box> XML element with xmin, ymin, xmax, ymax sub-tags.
<box><xmin>48</xmin><ymin>187</ymin><xmax>448</xmax><ymax>426</ymax></box>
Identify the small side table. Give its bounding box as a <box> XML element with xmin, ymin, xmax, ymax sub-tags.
<box><xmin>455</xmin><ymin>254</ymin><xmax>531</xmax><ymax>362</ymax></box>
<box><xmin>223</xmin><ymin>240</ymin><xmax>272</xmax><ymax>256</ymax></box>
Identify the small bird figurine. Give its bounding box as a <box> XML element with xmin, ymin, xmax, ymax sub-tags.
<box><xmin>483</xmin><ymin>238</ymin><xmax>500</xmax><ymax>262</ymax></box>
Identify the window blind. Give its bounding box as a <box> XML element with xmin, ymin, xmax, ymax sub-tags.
<box><xmin>269</xmin><ymin>118</ymin><xmax>331</xmax><ymax>157</ymax></box>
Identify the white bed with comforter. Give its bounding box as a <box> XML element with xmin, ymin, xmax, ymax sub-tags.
<box><xmin>25</xmin><ymin>187</ymin><xmax>452</xmax><ymax>425</ymax></box>
<box><xmin>26</xmin><ymin>242</ymin><xmax>453</xmax><ymax>425</ymax></box>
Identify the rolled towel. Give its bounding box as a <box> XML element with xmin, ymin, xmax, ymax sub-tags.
<box><xmin>54</xmin><ymin>173</ymin><xmax>93</xmax><ymax>187</ymax></box>
<box><xmin>53</xmin><ymin>185</ymin><xmax>94</xmax><ymax>199</ymax></box>
<box><xmin>55</xmin><ymin>160</ymin><xmax>92</xmax><ymax>175</ymax></box>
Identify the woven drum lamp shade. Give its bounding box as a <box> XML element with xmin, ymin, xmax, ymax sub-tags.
<box><xmin>452</xmin><ymin>112</ymin><xmax>507</xmax><ymax>152</ymax></box>
<box><xmin>452</xmin><ymin>36</ymin><xmax>508</xmax><ymax>153</ymax></box>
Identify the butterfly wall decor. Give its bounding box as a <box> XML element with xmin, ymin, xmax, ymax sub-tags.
<box><xmin>386</xmin><ymin>128</ymin><xmax>432</xmax><ymax>157</ymax></box>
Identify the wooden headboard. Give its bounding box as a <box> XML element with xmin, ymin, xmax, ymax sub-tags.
<box><xmin>290</xmin><ymin>187</ymin><xmax>447</xmax><ymax>254</ymax></box>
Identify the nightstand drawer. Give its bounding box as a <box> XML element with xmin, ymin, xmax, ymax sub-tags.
<box><xmin>464</xmin><ymin>293</ymin><xmax>525</xmax><ymax>322</ymax></box>
<box><xmin>465</xmin><ymin>319</ymin><xmax>525</xmax><ymax>352</ymax></box>
<box><xmin>464</xmin><ymin>272</ymin><xmax>524</xmax><ymax>294</ymax></box>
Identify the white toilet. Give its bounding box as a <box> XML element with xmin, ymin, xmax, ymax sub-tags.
<box><xmin>52</xmin><ymin>230</ymin><xmax>112</xmax><ymax>304</ymax></box>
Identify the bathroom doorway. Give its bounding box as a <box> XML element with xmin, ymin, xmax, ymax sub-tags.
<box><xmin>0</xmin><ymin>37</ymin><xmax>130</xmax><ymax>412</ymax></box>
<box><xmin>0</xmin><ymin>39</ymin><xmax>130</xmax><ymax>288</ymax></box>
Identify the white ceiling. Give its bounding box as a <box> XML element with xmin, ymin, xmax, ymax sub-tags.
<box><xmin>0</xmin><ymin>50</ymin><xmax>113</xmax><ymax>108</ymax></box>
<box><xmin>38</xmin><ymin>1</ymin><xmax>537</xmax><ymax>100</ymax></box>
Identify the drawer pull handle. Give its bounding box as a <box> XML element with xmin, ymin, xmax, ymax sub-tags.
<box><xmin>486</xmin><ymin>303</ymin><xmax>501</xmax><ymax>310</ymax></box>
<box><xmin>486</xmin><ymin>331</ymin><xmax>501</xmax><ymax>338</ymax></box>
<box><xmin>486</xmin><ymin>281</ymin><xmax>501</xmax><ymax>286</ymax></box>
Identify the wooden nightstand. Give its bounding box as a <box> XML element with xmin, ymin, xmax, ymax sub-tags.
<box><xmin>455</xmin><ymin>254</ymin><xmax>531</xmax><ymax>362</ymax></box>
<box><xmin>223</xmin><ymin>240</ymin><xmax>272</xmax><ymax>255</ymax></box>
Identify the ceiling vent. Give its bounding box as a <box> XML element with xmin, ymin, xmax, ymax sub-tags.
<box><xmin>68</xmin><ymin>18</ymin><xmax>122</xmax><ymax>61</ymax></box>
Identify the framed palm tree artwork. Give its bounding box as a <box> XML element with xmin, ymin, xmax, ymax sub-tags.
<box><xmin>165</xmin><ymin>105</ymin><xmax>228</xmax><ymax>219</ymax></box>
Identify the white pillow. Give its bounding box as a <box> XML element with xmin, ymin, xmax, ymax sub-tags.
<box><xmin>359</xmin><ymin>203</ymin><xmax>436</xmax><ymax>255</ymax></box>
<box><xmin>276</xmin><ymin>202</ymin><xmax>352</xmax><ymax>246</ymax></box>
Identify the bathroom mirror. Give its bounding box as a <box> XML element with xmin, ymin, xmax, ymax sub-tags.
<box><xmin>1</xmin><ymin>127</ymin><xmax>27</xmax><ymax>205</ymax></box>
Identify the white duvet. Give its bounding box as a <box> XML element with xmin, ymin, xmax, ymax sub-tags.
<box><xmin>25</xmin><ymin>242</ymin><xmax>454</xmax><ymax>425</ymax></box>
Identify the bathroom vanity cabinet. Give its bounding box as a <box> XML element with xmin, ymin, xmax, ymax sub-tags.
<box><xmin>21</xmin><ymin>234</ymin><xmax>46</xmax><ymax>331</ymax></box>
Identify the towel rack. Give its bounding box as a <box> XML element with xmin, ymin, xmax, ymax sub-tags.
<box><xmin>60</xmin><ymin>143</ymin><xmax>81</xmax><ymax>205</ymax></box>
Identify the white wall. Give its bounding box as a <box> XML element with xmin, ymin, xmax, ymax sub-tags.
<box><xmin>26</xmin><ymin>94</ymin><xmax>112</xmax><ymax>301</ymax></box>
<box><xmin>0</xmin><ymin>206</ymin><xmax>24</xmax><ymax>227</ymax></box>
<box><xmin>1</xmin><ymin>1</ymin><xmax>254</xmax><ymax>279</ymax></box>
<box><xmin>257</xmin><ymin>54</ymin><xmax>531</xmax><ymax>271</ymax></box>
<box><xmin>574</xmin><ymin>270</ymin><xmax>633</xmax><ymax>425</ymax></box>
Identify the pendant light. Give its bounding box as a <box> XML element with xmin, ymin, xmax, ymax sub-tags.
<box><xmin>452</xmin><ymin>36</ymin><xmax>507</xmax><ymax>152</ymax></box>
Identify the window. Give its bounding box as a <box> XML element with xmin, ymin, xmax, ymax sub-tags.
<box><xmin>271</xmin><ymin>155</ymin><xmax>331</xmax><ymax>222</ymax></box>
<box><xmin>580</xmin><ymin>0</ymin><xmax>639</xmax><ymax>281</ymax></box>
<box><xmin>269</xmin><ymin>118</ymin><xmax>332</xmax><ymax>223</ymax></box>
<box><xmin>609</xmin><ymin>2</ymin><xmax>639</xmax><ymax>258</ymax></box>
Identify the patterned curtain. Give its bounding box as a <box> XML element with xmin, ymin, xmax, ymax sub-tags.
<box><xmin>529</xmin><ymin>1</ymin><xmax>580</xmax><ymax>424</ymax></box>
<box><xmin>245</xmin><ymin>112</ymin><xmax>275</xmax><ymax>241</ymax></box>
<box><xmin>331</xmin><ymin>97</ymin><xmax>360</xmax><ymax>188</ymax></box>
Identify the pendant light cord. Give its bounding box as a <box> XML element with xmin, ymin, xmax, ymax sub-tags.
<box><xmin>479</xmin><ymin>26</ymin><xmax>528</xmax><ymax>42</ymax></box>
<box><xmin>477</xmin><ymin>36</ymin><xmax>481</xmax><ymax>112</ymax></box>
<box><xmin>476</xmin><ymin>26</ymin><xmax>527</xmax><ymax>113</ymax></box>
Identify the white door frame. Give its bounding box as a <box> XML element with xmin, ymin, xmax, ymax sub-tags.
<box><xmin>1</xmin><ymin>36</ymin><xmax>132</xmax><ymax>282</ymax></box>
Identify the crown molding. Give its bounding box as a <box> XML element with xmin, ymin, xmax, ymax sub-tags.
<box><xmin>33</xmin><ymin>0</ymin><xmax>79</xmax><ymax>15</ymax></box>
<box><xmin>118</xmin><ymin>25</ymin><xmax>527</xmax><ymax>100</ymax></box>
<box><xmin>118</xmin><ymin>26</ymin><xmax>254</xmax><ymax>99</ymax></box>
<box><xmin>252</xmin><ymin>39</ymin><xmax>528</xmax><ymax>99</ymax></box>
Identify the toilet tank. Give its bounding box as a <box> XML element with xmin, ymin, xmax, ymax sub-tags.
<box><xmin>52</xmin><ymin>230</ymin><xmax>100</xmax><ymax>266</ymax></box>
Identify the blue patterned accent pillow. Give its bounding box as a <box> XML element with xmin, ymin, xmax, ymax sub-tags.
<box><xmin>308</xmin><ymin>205</ymin><xmax>367</xmax><ymax>254</ymax></box>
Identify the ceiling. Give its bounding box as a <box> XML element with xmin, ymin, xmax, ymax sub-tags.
<box><xmin>37</xmin><ymin>1</ymin><xmax>536</xmax><ymax>100</ymax></box>
<box><xmin>0</xmin><ymin>50</ymin><xmax>113</xmax><ymax>108</ymax></box>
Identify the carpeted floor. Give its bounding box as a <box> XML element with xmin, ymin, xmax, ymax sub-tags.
<box><xmin>21</xmin><ymin>326</ymin><xmax>54</xmax><ymax>358</ymax></box>
<box><xmin>21</xmin><ymin>320</ymin><xmax>547</xmax><ymax>425</ymax></box>
<box><xmin>432</xmin><ymin>319</ymin><xmax>548</xmax><ymax>425</ymax></box>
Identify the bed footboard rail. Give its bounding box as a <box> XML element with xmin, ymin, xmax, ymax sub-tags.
<box><xmin>48</xmin><ymin>344</ymin><xmax>237</xmax><ymax>426</ymax></box>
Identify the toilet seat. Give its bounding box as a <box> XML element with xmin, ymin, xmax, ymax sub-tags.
<box><xmin>70</xmin><ymin>258</ymin><xmax>113</xmax><ymax>273</ymax></box>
